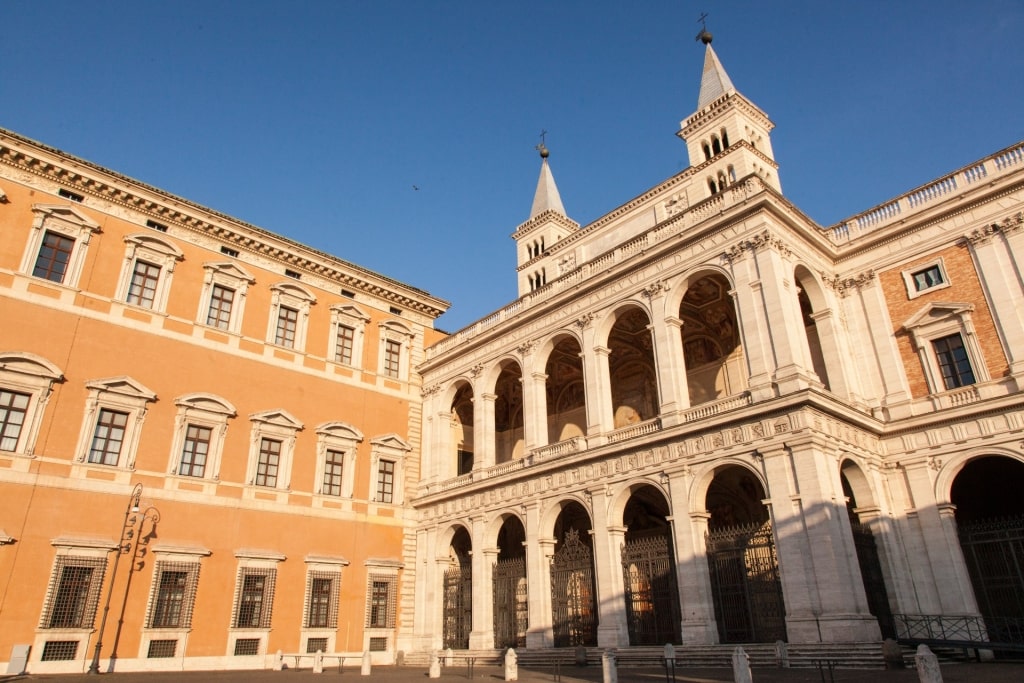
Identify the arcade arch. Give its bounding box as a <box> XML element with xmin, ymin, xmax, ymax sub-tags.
<box><xmin>442</xmin><ymin>526</ymin><xmax>473</xmax><ymax>649</ymax></box>
<box><xmin>543</xmin><ymin>335</ymin><xmax>586</xmax><ymax>443</ymax></box>
<box><xmin>549</xmin><ymin>501</ymin><xmax>598</xmax><ymax>647</ymax></box>
<box><xmin>493</xmin><ymin>515</ymin><xmax>528</xmax><ymax>648</ymax></box>
<box><xmin>678</xmin><ymin>273</ymin><xmax>746</xmax><ymax>406</ymax></box>
<box><xmin>493</xmin><ymin>360</ymin><xmax>524</xmax><ymax>463</ymax></box>
<box><xmin>450</xmin><ymin>381</ymin><xmax>474</xmax><ymax>475</ymax></box>
<box><xmin>607</xmin><ymin>306</ymin><xmax>659</xmax><ymax>428</ymax></box>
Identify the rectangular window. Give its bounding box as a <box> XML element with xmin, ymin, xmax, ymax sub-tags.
<box><xmin>179</xmin><ymin>424</ymin><xmax>211</xmax><ymax>477</ymax></box>
<box><xmin>33</xmin><ymin>231</ymin><xmax>75</xmax><ymax>283</ymax></box>
<box><xmin>233</xmin><ymin>568</ymin><xmax>276</xmax><ymax>629</ymax></box>
<box><xmin>306</xmin><ymin>637</ymin><xmax>328</xmax><ymax>654</ymax></box>
<box><xmin>41</xmin><ymin>641</ymin><xmax>79</xmax><ymax>661</ymax></box>
<box><xmin>40</xmin><ymin>556</ymin><xmax>106</xmax><ymax>630</ymax></box>
<box><xmin>335</xmin><ymin>325</ymin><xmax>355</xmax><ymax>365</ymax></box>
<box><xmin>88</xmin><ymin>409</ymin><xmax>129</xmax><ymax>466</ymax></box>
<box><xmin>367</xmin><ymin>577</ymin><xmax>395</xmax><ymax>628</ymax></box>
<box><xmin>376</xmin><ymin>459</ymin><xmax>395</xmax><ymax>504</ymax></box>
<box><xmin>147</xmin><ymin>640</ymin><xmax>177</xmax><ymax>658</ymax></box>
<box><xmin>255</xmin><ymin>438</ymin><xmax>281</xmax><ymax>487</ymax></box>
<box><xmin>933</xmin><ymin>333</ymin><xmax>976</xmax><ymax>390</ymax></box>
<box><xmin>274</xmin><ymin>306</ymin><xmax>298</xmax><ymax>347</ymax></box>
<box><xmin>233</xmin><ymin>638</ymin><xmax>260</xmax><ymax>656</ymax></box>
<box><xmin>383</xmin><ymin>340</ymin><xmax>401</xmax><ymax>378</ymax></box>
<box><xmin>912</xmin><ymin>265</ymin><xmax>944</xmax><ymax>292</ymax></box>
<box><xmin>307</xmin><ymin>577</ymin><xmax>333</xmax><ymax>628</ymax></box>
<box><xmin>151</xmin><ymin>571</ymin><xmax>188</xmax><ymax>628</ymax></box>
<box><xmin>0</xmin><ymin>389</ymin><xmax>30</xmax><ymax>452</ymax></box>
<box><xmin>322</xmin><ymin>450</ymin><xmax>344</xmax><ymax>496</ymax></box>
<box><xmin>126</xmin><ymin>260</ymin><xmax>161</xmax><ymax>308</ymax></box>
<box><xmin>206</xmin><ymin>284</ymin><xmax>235</xmax><ymax>330</ymax></box>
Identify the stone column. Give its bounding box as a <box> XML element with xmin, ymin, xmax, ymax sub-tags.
<box><xmin>410</xmin><ymin>527</ymin><xmax>441</xmax><ymax>653</ymax></box>
<box><xmin>665</xmin><ymin>463</ymin><xmax>717</xmax><ymax>645</ymax></box>
<box><xmin>649</xmin><ymin>314</ymin><xmax>691</xmax><ymax>425</ymax></box>
<box><xmin>475</xmin><ymin>392</ymin><xmax>497</xmax><ymax>469</ymax></box>
<box><xmin>524</xmin><ymin>500</ymin><xmax>554</xmax><ymax>648</ymax></box>
<box><xmin>582</xmin><ymin>343</ymin><xmax>614</xmax><ymax>441</ymax></box>
<box><xmin>966</xmin><ymin>225</ymin><xmax>1024</xmax><ymax>385</ymax></box>
<box><xmin>432</xmin><ymin>407</ymin><xmax>453</xmax><ymax>481</ymax></box>
<box><xmin>470</xmin><ymin>544</ymin><xmax>498</xmax><ymax>650</ymax></box>
<box><xmin>808</xmin><ymin>307</ymin><xmax>861</xmax><ymax>404</ymax></box>
<box><xmin>849</xmin><ymin>275</ymin><xmax>913</xmax><ymax>417</ymax></box>
<box><xmin>522</xmin><ymin>371</ymin><xmax>549</xmax><ymax>450</ymax></box>
<box><xmin>591</xmin><ymin>486</ymin><xmax>628</xmax><ymax>647</ymax></box>
<box><xmin>723</xmin><ymin>249</ymin><xmax>774</xmax><ymax>401</ymax></box>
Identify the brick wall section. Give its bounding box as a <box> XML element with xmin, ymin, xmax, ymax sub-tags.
<box><xmin>881</xmin><ymin>243</ymin><xmax>1009</xmax><ymax>398</ymax></box>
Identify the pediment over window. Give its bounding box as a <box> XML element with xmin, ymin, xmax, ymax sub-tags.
<box><xmin>85</xmin><ymin>376</ymin><xmax>157</xmax><ymax>401</ymax></box>
<box><xmin>316</xmin><ymin>421</ymin><xmax>364</xmax><ymax>441</ymax></box>
<box><xmin>270</xmin><ymin>281</ymin><xmax>317</xmax><ymax>303</ymax></box>
<box><xmin>203</xmin><ymin>261</ymin><xmax>256</xmax><ymax>283</ymax></box>
<box><xmin>32</xmin><ymin>203</ymin><xmax>101</xmax><ymax>231</ymax></box>
<box><xmin>379</xmin><ymin>320</ymin><xmax>413</xmax><ymax>337</ymax></box>
<box><xmin>250</xmin><ymin>409</ymin><xmax>303</xmax><ymax>430</ymax></box>
<box><xmin>124</xmin><ymin>234</ymin><xmax>185</xmax><ymax>260</ymax></box>
<box><xmin>902</xmin><ymin>302</ymin><xmax>974</xmax><ymax>331</ymax></box>
<box><xmin>330</xmin><ymin>303</ymin><xmax>370</xmax><ymax>321</ymax></box>
<box><xmin>0</xmin><ymin>351</ymin><xmax>64</xmax><ymax>381</ymax></box>
<box><xmin>175</xmin><ymin>392</ymin><xmax>237</xmax><ymax>417</ymax></box>
<box><xmin>370</xmin><ymin>433</ymin><xmax>411</xmax><ymax>452</ymax></box>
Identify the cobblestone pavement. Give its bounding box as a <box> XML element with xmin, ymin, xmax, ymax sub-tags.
<box><xmin>5</xmin><ymin>662</ymin><xmax>1024</xmax><ymax>683</ymax></box>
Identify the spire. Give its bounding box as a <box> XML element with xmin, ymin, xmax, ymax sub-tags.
<box><xmin>529</xmin><ymin>143</ymin><xmax>566</xmax><ymax>219</ymax></box>
<box><xmin>696</xmin><ymin>35</ymin><xmax>736</xmax><ymax>110</ymax></box>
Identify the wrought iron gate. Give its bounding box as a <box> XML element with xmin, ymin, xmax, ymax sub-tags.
<box><xmin>959</xmin><ymin>516</ymin><xmax>1024</xmax><ymax>641</ymax></box>
<box><xmin>850</xmin><ymin>521</ymin><xmax>896</xmax><ymax>638</ymax></box>
<box><xmin>621</xmin><ymin>535</ymin><xmax>681</xmax><ymax>645</ymax></box>
<box><xmin>706</xmin><ymin>521</ymin><xmax>786</xmax><ymax>643</ymax></box>
<box><xmin>443</xmin><ymin>561</ymin><xmax>472</xmax><ymax>649</ymax></box>
<box><xmin>550</xmin><ymin>528</ymin><xmax>597</xmax><ymax>647</ymax></box>
<box><xmin>493</xmin><ymin>556</ymin><xmax>528</xmax><ymax>648</ymax></box>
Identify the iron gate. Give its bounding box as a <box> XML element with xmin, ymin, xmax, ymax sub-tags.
<box><xmin>493</xmin><ymin>556</ymin><xmax>528</xmax><ymax>648</ymax></box>
<box><xmin>959</xmin><ymin>516</ymin><xmax>1024</xmax><ymax>642</ymax></box>
<box><xmin>443</xmin><ymin>561</ymin><xmax>472</xmax><ymax>649</ymax></box>
<box><xmin>850</xmin><ymin>521</ymin><xmax>896</xmax><ymax>638</ymax></box>
<box><xmin>621</xmin><ymin>535</ymin><xmax>681</xmax><ymax>645</ymax></box>
<box><xmin>706</xmin><ymin>521</ymin><xmax>786</xmax><ymax>643</ymax></box>
<box><xmin>550</xmin><ymin>528</ymin><xmax>597</xmax><ymax>647</ymax></box>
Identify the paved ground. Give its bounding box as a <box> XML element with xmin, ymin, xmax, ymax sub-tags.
<box><xmin>5</xmin><ymin>661</ymin><xmax>1024</xmax><ymax>683</ymax></box>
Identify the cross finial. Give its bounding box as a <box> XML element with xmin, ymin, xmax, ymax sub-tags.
<box><xmin>698</xmin><ymin>12</ymin><xmax>708</xmax><ymax>30</ymax></box>
<box><xmin>696</xmin><ymin>12</ymin><xmax>713</xmax><ymax>44</ymax></box>
<box><xmin>535</xmin><ymin>130</ymin><xmax>549</xmax><ymax>159</ymax></box>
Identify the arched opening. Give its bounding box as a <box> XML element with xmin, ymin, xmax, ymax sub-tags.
<box><xmin>708</xmin><ymin>178</ymin><xmax>718</xmax><ymax>195</ymax></box>
<box><xmin>841</xmin><ymin>462</ymin><xmax>895</xmax><ymax>638</ymax></box>
<box><xmin>679</xmin><ymin>274</ymin><xmax>746</xmax><ymax>406</ymax></box>
<box><xmin>544</xmin><ymin>336</ymin><xmax>586</xmax><ymax>444</ymax></box>
<box><xmin>951</xmin><ymin>456</ymin><xmax>1024</xmax><ymax>635</ymax></box>
<box><xmin>702</xmin><ymin>143</ymin><xmax>712</xmax><ymax>161</ymax></box>
<box><xmin>493</xmin><ymin>361</ymin><xmax>524</xmax><ymax>464</ymax></box>
<box><xmin>550</xmin><ymin>502</ymin><xmax>598</xmax><ymax>647</ymax></box>
<box><xmin>712</xmin><ymin>136</ymin><xmax>722</xmax><ymax>155</ymax></box>
<box><xmin>705</xmin><ymin>465</ymin><xmax>785</xmax><ymax>643</ymax></box>
<box><xmin>621</xmin><ymin>485</ymin><xmax>681</xmax><ymax>644</ymax></box>
<box><xmin>797</xmin><ymin>286</ymin><xmax>830</xmax><ymax>390</ymax></box>
<box><xmin>721</xmin><ymin>128</ymin><xmax>730</xmax><ymax>148</ymax></box>
<box><xmin>493</xmin><ymin>516</ymin><xmax>528</xmax><ymax>648</ymax></box>
<box><xmin>607</xmin><ymin>307</ymin><xmax>658</xmax><ymax>428</ymax></box>
<box><xmin>443</xmin><ymin>527</ymin><xmax>473</xmax><ymax>649</ymax></box>
<box><xmin>451</xmin><ymin>382</ymin><xmax>474</xmax><ymax>476</ymax></box>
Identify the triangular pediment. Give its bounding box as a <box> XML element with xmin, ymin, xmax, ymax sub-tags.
<box><xmin>32</xmin><ymin>203</ymin><xmax>101</xmax><ymax>231</ymax></box>
<box><xmin>85</xmin><ymin>376</ymin><xmax>157</xmax><ymax>401</ymax></box>
<box><xmin>204</xmin><ymin>261</ymin><xmax>255</xmax><ymax>283</ymax></box>
<box><xmin>371</xmin><ymin>433</ymin><xmax>411</xmax><ymax>452</ymax></box>
<box><xmin>902</xmin><ymin>302</ymin><xmax>974</xmax><ymax>330</ymax></box>
<box><xmin>249</xmin><ymin>409</ymin><xmax>303</xmax><ymax>430</ymax></box>
<box><xmin>125</xmin><ymin>233</ymin><xmax>184</xmax><ymax>259</ymax></box>
<box><xmin>330</xmin><ymin>304</ymin><xmax>370</xmax><ymax>321</ymax></box>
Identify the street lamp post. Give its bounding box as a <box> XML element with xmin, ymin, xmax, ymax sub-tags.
<box><xmin>107</xmin><ymin>505</ymin><xmax>160</xmax><ymax>673</ymax></box>
<box><xmin>87</xmin><ymin>483</ymin><xmax>143</xmax><ymax>675</ymax></box>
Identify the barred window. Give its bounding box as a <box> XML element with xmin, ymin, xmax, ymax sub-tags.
<box><xmin>0</xmin><ymin>389</ymin><xmax>30</xmax><ymax>452</ymax></box>
<box><xmin>146</xmin><ymin>562</ymin><xmax>201</xmax><ymax>629</ymax></box>
<box><xmin>40</xmin><ymin>556</ymin><xmax>106</xmax><ymax>629</ymax></box>
<box><xmin>33</xmin><ymin>231</ymin><xmax>75</xmax><ymax>283</ymax></box>
<box><xmin>233</xmin><ymin>567</ymin><xmax>276</xmax><ymax>629</ymax></box>
<box><xmin>255</xmin><ymin>438</ymin><xmax>281</xmax><ymax>487</ymax></box>
<box><xmin>178</xmin><ymin>424</ymin><xmax>212</xmax><ymax>477</ymax></box>
<box><xmin>234</xmin><ymin>638</ymin><xmax>261</xmax><ymax>656</ymax></box>
<box><xmin>322</xmin><ymin>450</ymin><xmax>344</xmax><ymax>497</ymax></box>
<box><xmin>41</xmin><ymin>641</ymin><xmax>79</xmax><ymax>661</ymax></box>
<box><xmin>126</xmin><ymin>260</ymin><xmax>161</xmax><ymax>308</ymax></box>
<box><xmin>306</xmin><ymin>637</ymin><xmax>329</xmax><ymax>654</ymax></box>
<box><xmin>376</xmin><ymin>459</ymin><xmax>395</xmax><ymax>504</ymax></box>
<box><xmin>88</xmin><ymin>408</ymin><xmax>128</xmax><ymax>466</ymax></box>
<box><xmin>147</xmin><ymin>640</ymin><xmax>177</xmax><ymax>658</ymax></box>
<box><xmin>369</xmin><ymin>636</ymin><xmax>388</xmax><ymax>651</ymax></box>
<box><xmin>305</xmin><ymin>572</ymin><xmax>340</xmax><ymax>629</ymax></box>
<box><xmin>366</xmin><ymin>575</ymin><xmax>396</xmax><ymax>629</ymax></box>
<box><xmin>335</xmin><ymin>325</ymin><xmax>355</xmax><ymax>365</ymax></box>
<box><xmin>274</xmin><ymin>306</ymin><xmax>298</xmax><ymax>348</ymax></box>
<box><xmin>206</xmin><ymin>284</ymin><xmax>235</xmax><ymax>330</ymax></box>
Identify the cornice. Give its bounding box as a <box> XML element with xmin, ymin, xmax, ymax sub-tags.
<box><xmin>0</xmin><ymin>128</ymin><xmax>449</xmax><ymax>318</ymax></box>
<box><xmin>681</xmin><ymin>92</ymin><xmax>775</xmax><ymax>137</ymax></box>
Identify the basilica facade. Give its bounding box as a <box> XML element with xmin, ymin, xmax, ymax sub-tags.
<box><xmin>406</xmin><ymin>37</ymin><xmax>1024</xmax><ymax>654</ymax></box>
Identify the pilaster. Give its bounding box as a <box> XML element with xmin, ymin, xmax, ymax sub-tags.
<box><xmin>966</xmin><ymin>224</ymin><xmax>1024</xmax><ymax>386</ymax></box>
<box><xmin>591</xmin><ymin>502</ymin><xmax>628</xmax><ymax>648</ymax></box>
<box><xmin>665</xmin><ymin>466</ymin><xmax>718</xmax><ymax>644</ymax></box>
<box><xmin>475</xmin><ymin>392</ymin><xmax>497</xmax><ymax>469</ymax></box>
<box><xmin>649</xmin><ymin>304</ymin><xmax>691</xmax><ymax>424</ymax></box>
<box><xmin>723</xmin><ymin>248</ymin><xmax>774</xmax><ymax>400</ymax></box>
<box><xmin>523</xmin><ymin>371</ymin><xmax>549</xmax><ymax>450</ymax></box>
<box><xmin>524</xmin><ymin>503</ymin><xmax>553</xmax><ymax>648</ymax></box>
<box><xmin>469</xmin><ymin>544</ymin><xmax>498</xmax><ymax>650</ymax></box>
<box><xmin>852</xmin><ymin>276</ymin><xmax>913</xmax><ymax>417</ymax></box>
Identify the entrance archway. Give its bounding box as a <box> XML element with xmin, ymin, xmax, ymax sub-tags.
<box><xmin>621</xmin><ymin>485</ymin><xmax>681</xmax><ymax>644</ymax></box>
<box><xmin>550</xmin><ymin>502</ymin><xmax>598</xmax><ymax>647</ymax></box>
<box><xmin>443</xmin><ymin>527</ymin><xmax>472</xmax><ymax>649</ymax></box>
<box><xmin>493</xmin><ymin>515</ymin><xmax>528</xmax><ymax>648</ymax></box>
<box><xmin>704</xmin><ymin>465</ymin><xmax>786</xmax><ymax>643</ymax></box>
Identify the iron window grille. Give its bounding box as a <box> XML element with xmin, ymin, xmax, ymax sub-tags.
<box><xmin>147</xmin><ymin>640</ymin><xmax>177</xmax><ymax>658</ymax></box>
<box><xmin>41</xmin><ymin>641</ymin><xmax>79</xmax><ymax>661</ymax></box>
<box><xmin>365</xmin><ymin>575</ymin><xmax>396</xmax><ymax>629</ymax></box>
<box><xmin>233</xmin><ymin>638</ymin><xmax>261</xmax><ymax>656</ymax></box>
<box><xmin>0</xmin><ymin>389</ymin><xmax>30</xmax><ymax>451</ymax></box>
<box><xmin>33</xmin><ymin>231</ymin><xmax>75</xmax><ymax>283</ymax></box>
<box><xmin>88</xmin><ymin>409</ymin><xmax>129</xmax><ymax>465</ymax></box>
<box><xmin>232</xmin><ymin>567</ymin><xmax>276</xmax><ymax>629</ymax></box>
<box><xmin>146</xmin><ymin>562</ymin><xmax>201</xmax><ymax>629</ymax></box>
<box><xmin>304</xmin><ymin>572</ymin><xmax>340</xmax><ymax>629</ymax></box>
<box><xmin>306</xmin><ymin>637</ymin><xmax>329</xmax><ymax>653</ymax></box>
<box><xmin>39</xmin><ymin>556</ymin><xmax>107</xmax><ymax>629</ymax></box>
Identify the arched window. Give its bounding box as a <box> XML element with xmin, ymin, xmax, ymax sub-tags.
<box><xmin>708</xmin><ymin>178</ymin><xmax>718</xmax><ymax>195</ymax></box>
<box><xmin>702</xmin><ymin>143</ymin><xmax>712</xmax><ymax>161</ymax></box>
<box><xmin>721</xmin><ymin>128</ymin><xmax>730</xmax><ymax>148</ymax></box>
<box><xmin>711</xmin><ymin>136</ymin><xmax>722</xmax><ymax>155</ymax></box>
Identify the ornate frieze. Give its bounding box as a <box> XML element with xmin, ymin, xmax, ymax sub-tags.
<box><xmin>640</xmin><ymin>281</ymin><xmax>670</xmax><ymax>300</ymax></box>
<box><xmin>721</xmin><ymin>229</ymin><xmax>793</xmax><ymax>263</ymax></box>
<box><xmin>822</xmin><ymin>269</ymin><xmax>875</xmax><ymax>296</ymax></box>
<box><xmin>965</xmin><ymin>210</ymin><xmax>1024</xmax><ymax>244</ymax></box>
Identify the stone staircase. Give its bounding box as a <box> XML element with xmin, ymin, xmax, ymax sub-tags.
<box><xmin>398</xmin><ymin>642</ymin><xmax>898</xmax><ymax>670</ymax></box>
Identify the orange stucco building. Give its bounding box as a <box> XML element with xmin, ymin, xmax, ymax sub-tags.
<box><xmin>0</xmin><ymin>128</ymin><xmax>448</xmax><ymax>673</ymax></box>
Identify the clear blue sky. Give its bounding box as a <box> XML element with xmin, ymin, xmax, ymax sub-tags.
<box><xmin>3</xmin><ymin>2</ymin><xmax>1022</xmax><ymax>332</ymax></box>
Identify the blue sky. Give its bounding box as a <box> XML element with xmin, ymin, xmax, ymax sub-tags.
<box><xmin>3</xmin><ymin>2</ymin><xmax>1022</xmax><ymax>332</ymax></box>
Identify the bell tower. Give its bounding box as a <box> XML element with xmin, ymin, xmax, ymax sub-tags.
<box><xmin>678</xmin><ymin>29</ymin><xmax>781</xmax><ymax>195</ymax></box>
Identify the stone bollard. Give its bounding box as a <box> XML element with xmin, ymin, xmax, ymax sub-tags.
<box><xmin>445</xmin><ymin>647</ymin><xmax>454</xmax><ymax>667</ymax></box>
<box><xmin>731</xmin><ymin>646</ymin><xmax>753</xmax><ymax>683</ymax></box>
<box><xmin>429</xmin><ymin>651</ymin><xmax>441</xmax><ymax>679</ymax></box>
<box><xmin>313</xmin><ymin>650</ymin><xmax>324</xmax><ymax>674</ymax></box>
<box><xmin>882</xmin><ymin>639</ymin><xmax>905</xmax><ymax>669</ymax></box>
<box><xmin>602</xmin><ymin>649</ymin><xmax>617</xmax><ymax>683</ymax></box>
<box><xmin>915</xmin><ymin>644</ymin><xmax>943</xmax><ymax>683</ymax></box>
<box><xmin>774</xmin><ymin>640</ymin><xmax>788</xmax><ymax>668</ymax></box>
<box><xmin>505</xmin><ymin>648</ymin><xmax>518</xmax><ymax>681</ymax></box>
<box><xmin>361</xmin><ymin>650</ymin><xmax>372</xmax><ymax>676</ymax></box>
<box><xmin>575</xmin><ymin>645</ymin><xmax>588</xmax><ymax>666</ymax></box>
<box><xmin>273</xmin><ymin>649</ymin><xmax>284</xmax><ymax>671</ymax></box>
